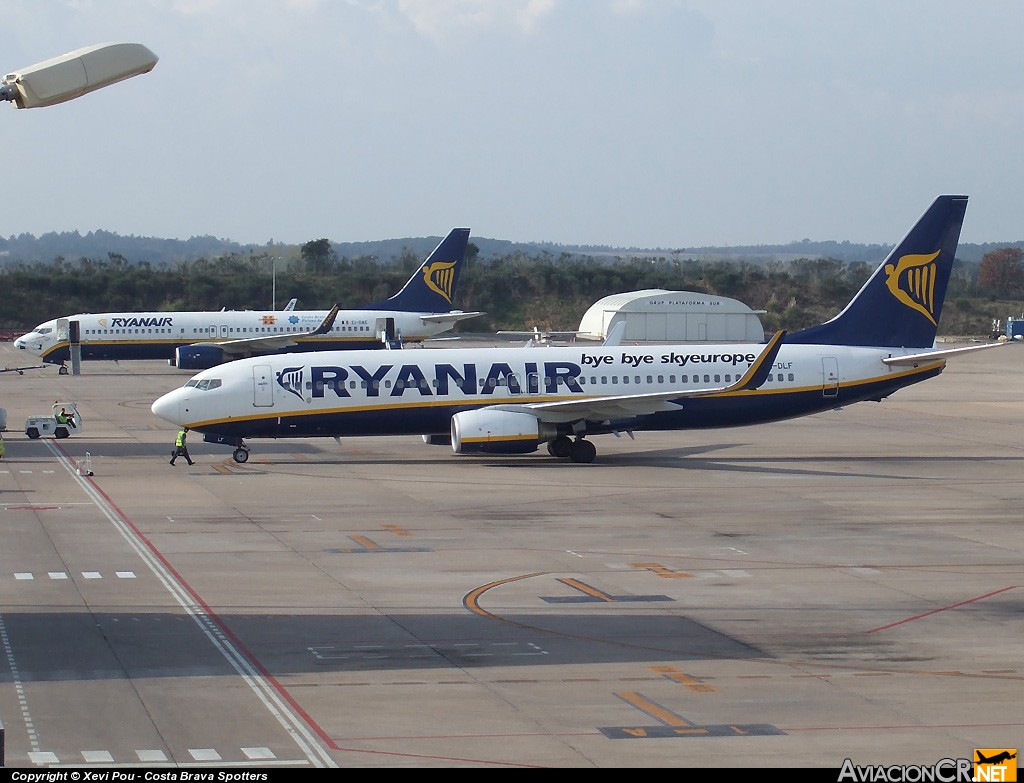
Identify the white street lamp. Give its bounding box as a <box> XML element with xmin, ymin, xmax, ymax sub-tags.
<box><xmin>2</xmin><ymin>43</ymin><xmax>158</xmax><ymax>109</ymax></box>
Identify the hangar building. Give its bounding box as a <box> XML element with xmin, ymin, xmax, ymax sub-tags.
<box><xmin>578</xmin><ymin>289</ymin><xmax>766</xmax><ymax>343</ymax></box>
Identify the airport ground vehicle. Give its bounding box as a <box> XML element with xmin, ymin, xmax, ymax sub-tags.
<box><xmin>25</xmin><ymin>402</ymin><xmax>81</xmax><ymax>439</ymax></box>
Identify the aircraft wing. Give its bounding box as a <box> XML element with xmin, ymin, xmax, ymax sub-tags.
<box><xmin>882</xmin><ymin>341</ymin><xmax>1008</xmax><ymax>366</ymax></box>
<box><xmin>497</xmin><ymin>329</ymin><xmax>593</xmax><ymax>338</ymax></box>
<box><xmin>190</xmin><ymin>304</ymin><xmax>341</xmax><ymax>358</ymax></box>
<box><xmin>497</xmin><ymin>327</ymin><xmax>603</xmax><ymax>347</ymax></box>
<box><xmin>492</xmin><ymin>330</ymin><xmax>785</xmax><ymax>423</ymax></box>
<box><xmin>418</xmin><ymin>311</ymin><xmax>485</xmax><ymax>324</ymax></box>
<box><xmin>497</xmin><ymin>329</ymin><xmax>600</xmax><ymax>342</ymax></box>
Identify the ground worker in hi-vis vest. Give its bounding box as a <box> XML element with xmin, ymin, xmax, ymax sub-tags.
<box><xmin>170</xmin><ymin>427</ymin><xmax>194</xmax><ymax>466</ymax></box>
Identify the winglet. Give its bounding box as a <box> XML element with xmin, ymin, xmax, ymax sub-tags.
<box><xmin>310</xmin><ymin>304</ymin><xmax>340</xmax><ymax>336</ymax></box>
<box><xmin>732</xmin><ymin>330</ymin><xmax>785</xmax><ymax>391</ymax></box>
<box><xmin>602</xmin><ymin>321</ymin><xmax>626</xmax><ymax>347</ymax></box>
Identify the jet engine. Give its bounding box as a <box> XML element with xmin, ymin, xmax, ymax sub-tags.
<box><xmin>175</xmin><ymin>344</ymin><xmax>227</xmax><ymax>370</ymax></box>
<box><xmin>450</xmin><ymin>409</ymin><xmax>556</xmax><ymax>455</ymax></box>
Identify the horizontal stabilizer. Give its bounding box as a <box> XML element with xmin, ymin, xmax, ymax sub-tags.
<box><xmin>418</xmin><ymin>311</ymin><xmax>484</xmax><ymax>324</ymax></box>
<box><xmin>882</xmin><ymin>341</ymin><xmax>1008</xmax><ymax>365</ymax></box>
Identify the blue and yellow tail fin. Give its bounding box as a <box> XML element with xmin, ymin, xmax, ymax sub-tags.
<box><xmin>369</xmin><ymin>228</ymin><xmax>471</xmax><ymax>313</ymax></box>
<box><xmin>788</xmin><ymin>196</ymin><xmax>967</xmax><ymax>349</ymax></box>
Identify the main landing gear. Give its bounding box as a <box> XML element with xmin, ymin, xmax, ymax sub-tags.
<box><xmin>546</xmin><ymin>435</ymin><xmax>597</xmax><ymax>464</ymax></box>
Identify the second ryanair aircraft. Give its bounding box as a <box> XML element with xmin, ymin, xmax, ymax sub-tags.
<box><xmin>15</xmin><ymin>228</ymin><xmax>479</xmax><ymax>371</ymax></box>
<box><xmin>152</xmin><ymin>196</ymin><xmax>1002</xmax><ymax>464</ymax></box>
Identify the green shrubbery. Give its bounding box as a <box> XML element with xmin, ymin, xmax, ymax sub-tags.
<box><xmin>2</xmin><ymin>251</ymin><xmax>1019</xmax><ymax>339</ymax></box>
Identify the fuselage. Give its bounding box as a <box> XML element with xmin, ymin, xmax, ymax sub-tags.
<box><xmin>14</xmin><ymin>308</ymin><xmax>458</xmax><ymax>364</ymax></box>
<box><xmin>150</xmin><ymin>341</ymin><xmax>945</xmax><ymax>441</ymax></box>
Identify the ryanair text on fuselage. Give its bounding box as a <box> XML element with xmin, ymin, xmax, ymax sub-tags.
<box><xmin>276</xmin><ymin>351</ymin><xmax>759</xmax><ymax>401</ymax></box>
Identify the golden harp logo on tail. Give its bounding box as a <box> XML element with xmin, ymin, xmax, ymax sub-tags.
<box><xmin>422</xmin><ymin>260</ymin><xmax>457</xmax><ymax>304</ymax></box>
<box><xmin>884</xmin><ymin>250</ymin><xmax>941</xmax><ymax>325</ymax></box>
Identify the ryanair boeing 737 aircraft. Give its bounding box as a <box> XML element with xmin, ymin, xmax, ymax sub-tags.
<box><xmin>16</xmin><ymin>228</ymin><xmax>479</xmax><ymax>371</ymax></box>
<box><xmin>152</xmin><ymin>196</ymin><xmax>1002</xmax><ymax>464</ymax></box>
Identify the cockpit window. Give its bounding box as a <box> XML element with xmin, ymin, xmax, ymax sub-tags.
<box><xmin>183</xmin><ymin>379</ymin><xmax>221</xmax><ymax>390</ymax></box>
<box><xmin>34</xmin><ymin>327</ymin><xmax>52</xmax><ymax>335</ymax></box>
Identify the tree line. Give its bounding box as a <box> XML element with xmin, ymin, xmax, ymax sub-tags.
<box><xmin>2</xmin><ymin>241</ymin><xmax>1023</xmax><ymax>338</ymax></box>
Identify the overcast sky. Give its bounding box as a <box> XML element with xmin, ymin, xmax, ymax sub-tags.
<box><xmin>3</xmin><ymin>1</ymin><xmax>1021</xmax><ymax>250</ymax></box>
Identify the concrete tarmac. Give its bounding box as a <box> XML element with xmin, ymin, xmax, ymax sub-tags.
<box><xmin>0</xmin><ymin>340</ymin><xmax>1021</xmax><ymax>769</ymax></box>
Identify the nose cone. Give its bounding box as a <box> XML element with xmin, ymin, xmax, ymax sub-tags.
<box><xmin>151</xmin><ymin>389</ymin><xmax>182</xmax><ymax>425</ymax></box>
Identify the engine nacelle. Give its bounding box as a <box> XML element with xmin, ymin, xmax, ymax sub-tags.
<box><xmin>422</xmin><ymin>434</ymin><xmax>449</xmax><ymax>446</ymax></box>
<box><xmin>450</xmin><ymin>409</ymin><xmax>555</xmax><ymax>455</ymax></box>
<box><xmin>175</xmin><ymin>344</ymin><xmax>227</xmax><ymax>370</ymax></box>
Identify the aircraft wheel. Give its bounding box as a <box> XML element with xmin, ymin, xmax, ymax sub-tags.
<box><xmin>569</xmin><ymin>438</ymin><xmax>596</xmax><ymax>464</ymax></box>
<box><xmin>232</xmin><ymin>448</ymin><xmax>250</xmax><ymax>464</ymax></box>
<box><xmin>26</xmin><ymin>427</ymin><xmax>40</xmax><ymax>439</ymax></box>
<box><xmin>58</xmin><ymin>366</ymin><xmax>69</xmax><ymax>375</ymax></box>
<box><xmin>546</xmin><ymin>435</ymin><xmax>572</xmax><ymax>458</ymax></box>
